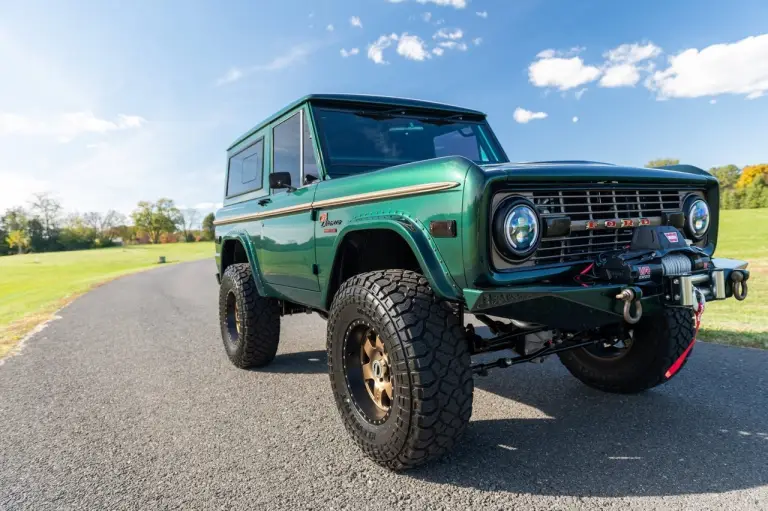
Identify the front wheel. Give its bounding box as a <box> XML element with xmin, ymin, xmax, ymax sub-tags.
<box><xmin>558</xmin><ymin>307</ymin><xmax>696</xmax><ymax>394</ymax></box>
<box><xmin>327</xmin><ymin>270</ymin><xmax>473</xmax><ymax>470</ymax></box>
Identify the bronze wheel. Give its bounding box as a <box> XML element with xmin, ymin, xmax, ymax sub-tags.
<box><xmin>225</xmin><ymin>290</ymin><xmax>241</xmax><ymax>346</ymax></box>
<box><xmin>582</xmin><ymin>333</ymin><xmax>634</xmax><ymax>360</ymax></box>
<box><xmin>327</xmin><ymin>270</ymin><xmax>473</xmax><ymax>470</ymax></box>
<box><xmin>219</xmin><ymin>263</ymin><xmax>281</xmax><ymax>369</ymax></box>
<box><xmin>342</xmin><ymin>321</ymin><xmax>393</xmax><ymax>424</ymax></box>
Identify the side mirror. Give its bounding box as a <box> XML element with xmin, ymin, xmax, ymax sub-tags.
<box><xmin>269</xmin><ymin>172</ymin><xmax>295</xmax><ymax>191</ymax></box>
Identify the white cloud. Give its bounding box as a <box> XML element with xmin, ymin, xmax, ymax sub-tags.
<box><xmin>340</xmin><ymin>47</ymin><xmax>360</xmax><ymax>58</ymax></box>
<box><xmin>575</xmin><ymin>87</ymin><xmax>588</xmax><ymax>99</ymax></box>
<box><xmin>528</xmin><ymin>55</ymin><xmax>601</xmax><ymax>90</ymax></box>
<box><xmin>600</xmin><ymin>42</ymin><xmax>661</xmax><ymax>88</ymax></box>
<box><xmin>536</xmin><ymin>49</ymin><xmax>556</xmax><ymax>59</ymax></box>
<box><xmin>416</xmin><ymin>0</ymin><xmax>466</xmax><ymax>8</ymax></box>
<box><xmin>350</xmin><ymin>16</ymin><xmax>363</xmax><ymax>28</ymax></box>
<box><xmin>216</xmin><ymin>67</ymin><xmax>243</xmax><ymax>86</ymax></box>
<box><xmin>646</xmin><ymin>33</ymin><xmax>768</xmax><ymax>100</ymax></box>
<box><xmin>439</xmin><ymin>41</ymin><xmax>468</xmax><ymax>51</ymax></box>
<box><xmin>513</xmin><ymin>107</ymin><xmax>548</xmax><ymax>124</ymax></box>
<box><xmin>368</xmin><ymin>34</ymin><xmax>398</xmax><ymax>64</ymax></box>
<box><xmin>326</xmin><ymin>24</ymin><xmax>334</xmax><ymax>32</ymax></box>
<box><xmin>0</xmin><ymin>112</ymin><xmax>146</xmax><ymax>142</ymax></box>
<box><xmin>397</xmin><ymin>34</ymin><xmax>431</xmax><ymax>61</ymax></box>
<box><xmin>422</xmin><ymin>12</ymin><xmax>432</xmax><ymax>22</ymax></box>
<box><xmin>216</xmin><ymin>44</ymin><xmax>315</xmax><ymax>85</ymax></box>
<box><xmin>476</xmin><ymin>11</ymin><xmax>488</xmax><ymax>18</ymax></box>
<box><xmin>434</xmin><ymin>28</ymin><xmax>463</xmax><ymax>40</ymax></box>
<box><xmin>572</xmin><ymin>116</ymin><xmax>579</xmax><ymax>123</ymax></box>
<box><xmin>710</xmin><ymin>99</ymin><xmax>717</xmax><ymax>104</ymax></box>
<box><xmin>473</xmin><ymin>37</ymin><xmax>482</xmax><ymax>46</ymax></box>
<box><xmin>432</xmin><ymin>47</ymin><xmax>445</xmax><ymax>56</ymax></box>
<box><xmin>599</xmin><ymin>63</ymin><xmax>641</xmax><ymax>87</ymax></box>
<box><xmin>605</xmin><ymin>42</ymin><xmax>662</xmax><ymax>65</ymax></box>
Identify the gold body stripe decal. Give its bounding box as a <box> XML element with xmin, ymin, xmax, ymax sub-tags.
<box><xmin>213</xmin><ymin>181</ymin><xmax>460</xmax><ymax>226</ymax></box>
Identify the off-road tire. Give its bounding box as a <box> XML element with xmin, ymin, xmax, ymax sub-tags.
<box><xmin>327</xmin><ymin>270</ymin><xmax>473</xmax><ymax>470</ymax></box>
<box><xmin>558</xmin><ymin>307</ymin><xmax>696</xmax><ymax>394</ymax></box>
<box><xmin>219</xmin><ymin>263</ymin><xmax>280</xmax><ymax>368</ymax></box>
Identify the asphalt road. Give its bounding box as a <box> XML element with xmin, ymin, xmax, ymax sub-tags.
<box><xmin>1</xmin><ymin>261</ymin><xmax>767</xmax><ymax>510</ymax></box>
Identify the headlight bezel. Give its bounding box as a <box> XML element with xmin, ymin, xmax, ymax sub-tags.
<box><xmin>683</xmin><ymin>194</ymin><xmax>711</xmax><ymax>240</ymax></box>
<box><xmin>492</xmin><ymin>196</ymin><xmax>542</xmax><ymax>262</ymax></box>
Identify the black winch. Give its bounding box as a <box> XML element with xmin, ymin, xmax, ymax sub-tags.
<box><xmin>592</xmin><ymin>226</ymin><xmax>749</xmax><ymax>322</ymax></box>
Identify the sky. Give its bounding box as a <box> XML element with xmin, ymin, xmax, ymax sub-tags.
<box><xmin>1</xmin><ymin>0</ymin><xmax>767</xmax><ymax>216</ymax></box>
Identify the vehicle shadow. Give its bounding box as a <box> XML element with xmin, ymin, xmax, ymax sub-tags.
<box><xmin>254</xmin><ymin>350</ymin><xmax>327</xmax><ymax>374</ymax></box>
<box><xmin>409</xmin><ymin>337</ymin><xmax>768</xmax><ymax>497</ymax></box>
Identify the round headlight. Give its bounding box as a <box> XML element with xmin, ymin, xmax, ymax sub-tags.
<box><xmin>493</xmin><ymin>198</ymin><xmax>541</xmax><ymax>260</ymax></box>
<box><xmin>686</xmin><ymin>197</ymin><xmax>710</xmax><ymax>240</ymax></box>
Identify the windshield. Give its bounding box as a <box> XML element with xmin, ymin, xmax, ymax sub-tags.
<box><xmin>312</xmin><ymin>108</ymin><xmax>506</xmax><ymax>178</ymax></box>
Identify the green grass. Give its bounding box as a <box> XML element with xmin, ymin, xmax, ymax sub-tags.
<box><xmin>697</xmin><ymin>209</ymin><xmax>767</xmax><ymax>349</ymax></box>
<box><xmin>0</xmin><ymin>243</ymin><xmax>214</xmax><ymax>356</ymax></box>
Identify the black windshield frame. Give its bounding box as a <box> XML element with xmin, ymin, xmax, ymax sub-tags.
<box><xmin>310</xmin><ymin>106</ymin><xmax>508</xmax><ymax>178</ymax></box>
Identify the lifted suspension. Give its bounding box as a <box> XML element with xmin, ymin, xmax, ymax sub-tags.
<box><xmin>471</xmin><ymin>338</ymin><xmax>601</xmax><ymax>376</ymax></box>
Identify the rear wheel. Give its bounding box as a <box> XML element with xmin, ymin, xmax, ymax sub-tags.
<box><xmin>558</xmin><ymin>307</ymin><xmax>696</xmax><ymax>394</ymax></box>
<box><xmin>219</xmin><ymin>263</ymin><xmax>280</xmax><ymax>368</ymax></box>
<box><xmin>327</xmin><ymin>270</ymin><xmax>473</xmax><ymax>470</ymax></box>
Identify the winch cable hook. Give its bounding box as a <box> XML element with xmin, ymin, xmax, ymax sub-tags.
<box><xmin>616</xmin><ymin>288</ymin><xmax>643</xmax><ymax>324</ymax></box>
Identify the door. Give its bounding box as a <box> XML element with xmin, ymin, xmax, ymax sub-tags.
<box><xmin>258</xmin><ymin>108</ymin><xmax>320</xmax><ymax>291</ymax></box>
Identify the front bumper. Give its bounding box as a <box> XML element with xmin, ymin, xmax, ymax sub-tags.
<box><xmin>464</xmin><ymin>258</ymin><xmax>749</xmax><ymax>330</ymax></box>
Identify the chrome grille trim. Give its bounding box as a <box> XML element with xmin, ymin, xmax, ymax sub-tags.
<box><xmin>524</xmin><ymin>186</ymin><xmax>686</xmax><ymax>265</ymax></box>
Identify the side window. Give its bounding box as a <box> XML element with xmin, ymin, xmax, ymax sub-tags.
<box><xmin>303</xmin><ymin>113</ymin><xmax>319</xmax><ymax>182</ymax></box>
<box><xmin>272</xmin><ymin>113</ymin><xmax>301</xmax><ymax>192</ymax></box>
<box><xmin>227</xmin><ymin>139</ymin><xmax>264</xmax><ymax>197</ymax></box>
<box><xmin>433</xmin><ymin>128</ymin><xmax>481</xmax><ymax>161</ymax></box>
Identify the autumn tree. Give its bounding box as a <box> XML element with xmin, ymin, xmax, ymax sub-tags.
<box><xmin>646</xmin><ymin>158</ymin><xmax>680</xmax><ymax>168</ymax></box>
<box><xmin>736</xmin><ymin>164</ymin><xmax>768</xmax><ymax>190</ymax></box>
<box><xmin>6</xmin><ymin>230</ymin><xmax>30</xmax><ymax>254</ymax></box>
<box><xmin>131</xmin><ymin>199</ymin><xmax>181</xmax><ymax>244</ymax></box>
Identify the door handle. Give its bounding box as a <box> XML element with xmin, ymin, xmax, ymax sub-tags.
<box><xmin>258</xmin><ymin>198</ymin><xmax>271</xmax><ymax>206</ymax></box>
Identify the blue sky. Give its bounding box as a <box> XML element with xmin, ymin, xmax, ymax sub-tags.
<box><xmin>1</xmin><ymin>0</ymin><xmax>767</xmax><ymax>215</ymax></box>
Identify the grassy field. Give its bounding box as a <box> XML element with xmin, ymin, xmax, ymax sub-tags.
<box><xmin>697</xmin><ymin>209</ymin><xmax>767</xmax><ymax>348</ymax></box>
<box><xmin>0</xmin><ymin>243</ymin><xmax>214</xmax><ymax>357</ymax></box>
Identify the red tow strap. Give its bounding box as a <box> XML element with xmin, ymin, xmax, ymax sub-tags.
<box><xmin>665</xmin><ymin>296</ymin><xmax>705</xmax><ymax>379</ymax></box>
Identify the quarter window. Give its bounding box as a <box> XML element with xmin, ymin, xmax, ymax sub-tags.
<box><xmin>227</xmin><ymin>139</ymin><xmax>264</xmax><ymax>197</ymax></box>
<box><xmin>272</xmin><ymin>113</ymin><xmax>301</xmax><ymax>192</ymax></box>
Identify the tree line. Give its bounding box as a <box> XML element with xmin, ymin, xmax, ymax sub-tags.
<box><xmin>1</xmin><ymin>194</ymin><xmax>216</xmax><ymax>256</ymax></box>
<box><xmin>647</xmin><ymin>159</ymin><xmax>768</xmax><ymax>209</ymax></box>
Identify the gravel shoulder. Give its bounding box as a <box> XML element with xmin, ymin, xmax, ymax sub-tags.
<box><xmin>1</xmin><ymin>260</ymin><xmax>766</xmax><ymax>510</ymax></box>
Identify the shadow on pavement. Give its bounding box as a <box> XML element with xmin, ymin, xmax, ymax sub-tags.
<box><xmin>255</xmin><ymin>350</ymin><xmax>327</xmax><ymax>374</ymax></box>
<box><xmin>409</xmin><ymin>344</ymin><xmax>768</xmax><ymax>498</ymax></box>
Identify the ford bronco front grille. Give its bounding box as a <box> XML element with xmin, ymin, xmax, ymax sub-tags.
<box><xmin>528</xmin><ymin>187</ymin><xmax>684</xmax><ymax>265</ymax></box>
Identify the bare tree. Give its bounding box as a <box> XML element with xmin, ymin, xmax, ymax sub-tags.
<box><xmin>29</xmin><ymin>192</ymin><xmax>62</xmax><ymax>239</ymax></box>
<box><xmin>83</xmin><ymin>210</ymin><xmax>126</xmax><ymax>240</ymax></box>
<box><xmin>179</xmin><ymin>208</ymin><xmax>200</xmax><ymax>240</ymax></box>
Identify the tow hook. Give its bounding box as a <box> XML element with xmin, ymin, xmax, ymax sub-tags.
<box><xmin>731</xmin><ymin>270</ymin><xmax>748</xmax><ymax>301</ymax></box>
<box><xmin>616</xmin><ymin>287</ymin><xmax>643</xmax><ymax>324</ymax></box>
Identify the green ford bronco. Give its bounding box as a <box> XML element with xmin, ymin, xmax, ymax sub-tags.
<box><xmin>213</xmin><ymin>94</ymin><xmax>749</xmax><ymax>470</ymax></box>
